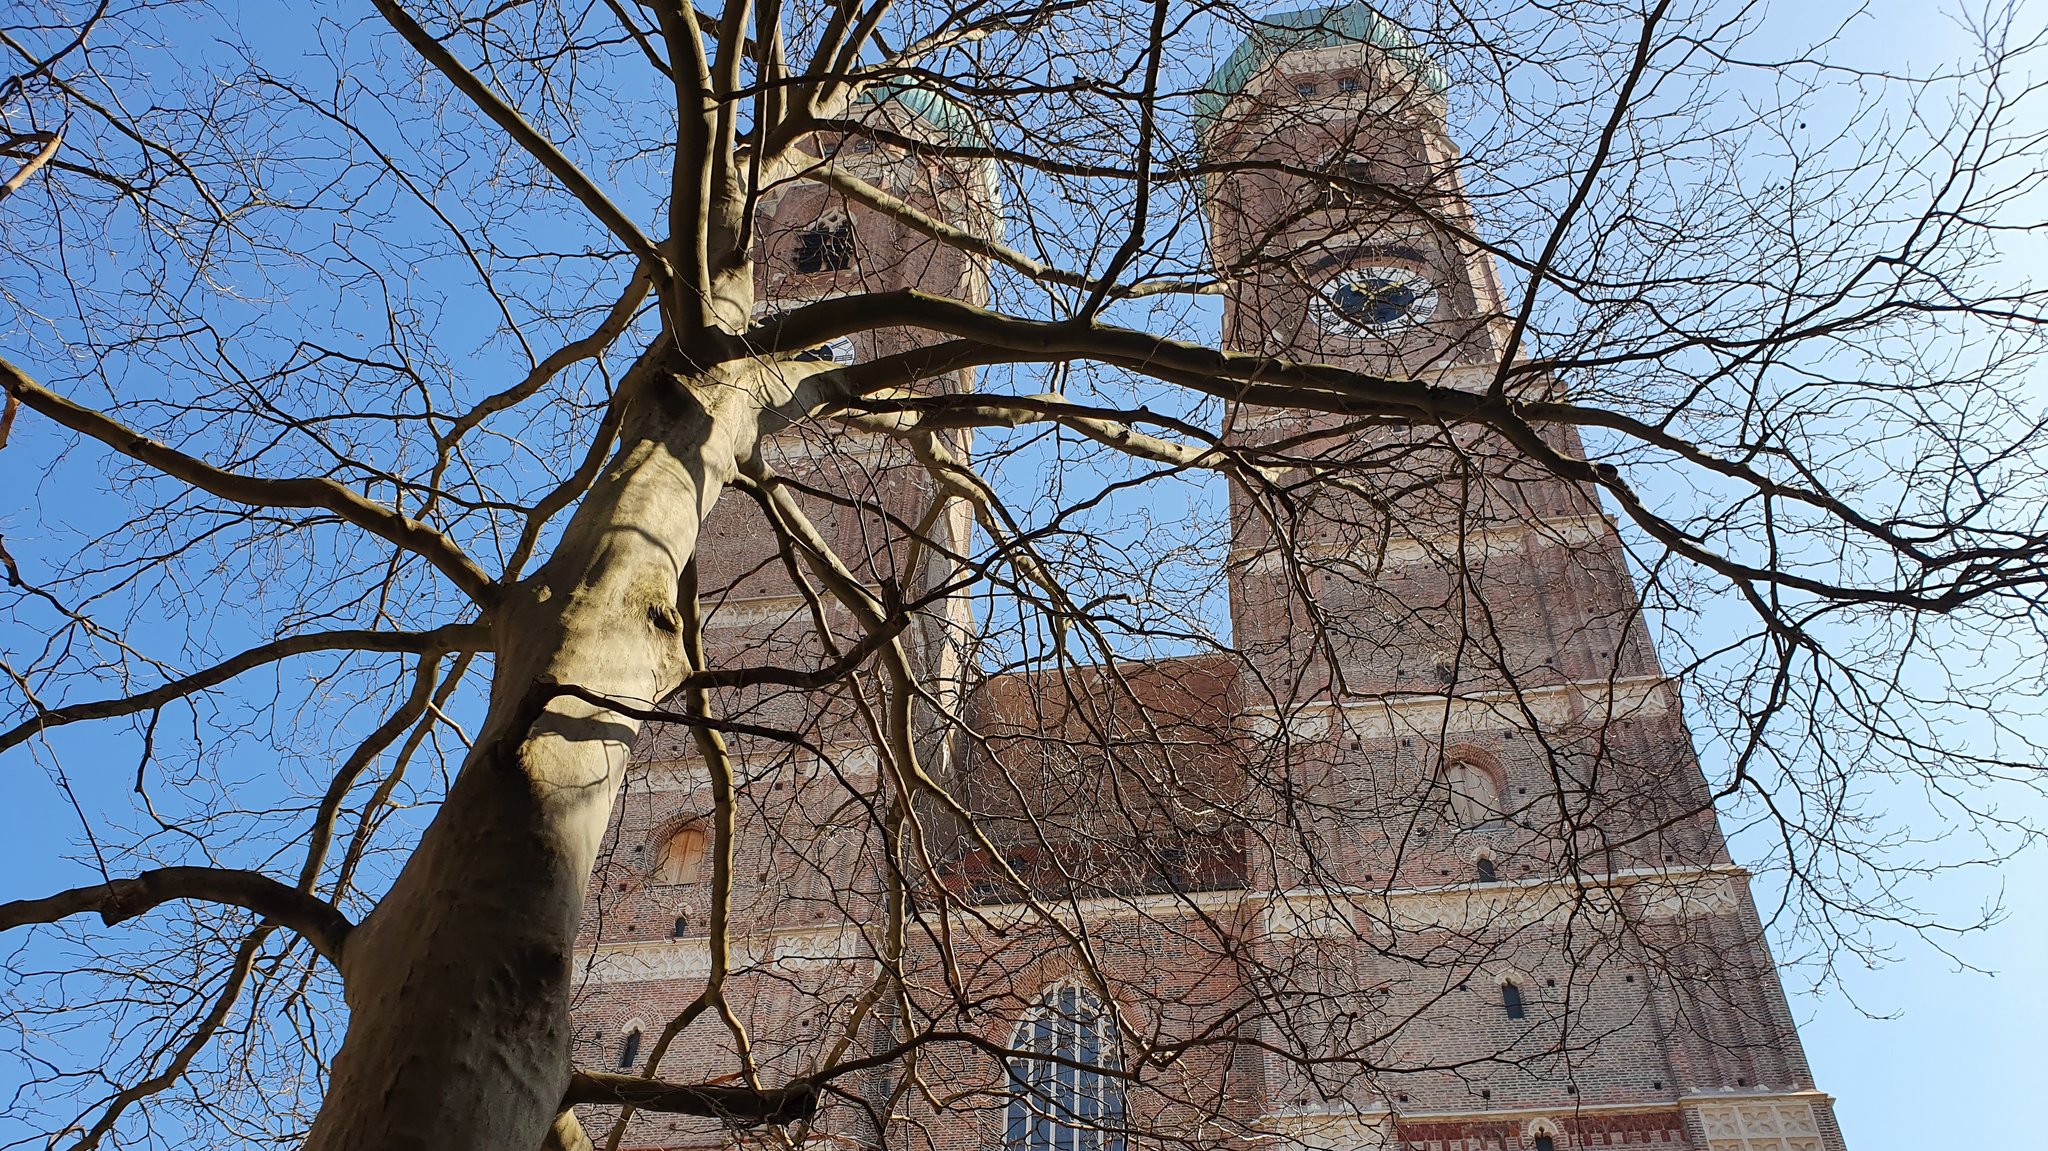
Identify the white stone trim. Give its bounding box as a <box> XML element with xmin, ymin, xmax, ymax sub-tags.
<box><xmin>770</xmin><ymin>924</ymin><xmax>869</xmax><ymax>968</ymax></box>
<box><xmin>760</xmin><ymin>427</ymin><xmax>900</xmax><ymax>468</ymax></box>
<box><xmin>1274</xmin><ymin>1089</ymin><xmax>1827</xmax><ymax>1125</ymax></box>
<box><xmin>950</xmin><ymin>865</ymin><xmax>1749</xmax><ymax>937</ymax></box>
<box><xmin>1332</xmin><ymin>677</ymin><xmax>1672</xmax><ymax>739</ymax></box>
<box><xmin>700</xmin><ymin>593</ymin><xmax>813</xmax><ymax>632</ymax></box>
<box><xmin>578</xmin><ymin>921</ymin><xmax>876</xmax><ymax>985</ymax></box>
<box><xmin>579</xmin><ymin>867</ymin><xmax>1755</xmax><ymax>987</ymax></box>
<box><xmin>628</xmin><ymin>744</ymin><xmax>882</xmax><ymax>795</ymax></box>
<box><xmin>1690</xmin><ymin>1095</ymin><xmax>1828</xmax><ymax>1151</ymax></box>
<box><xmin>579</xmin><ymin>938</ymin><xmax>718</xmax><ymax>985</ymax></box>
<box><xmin>1243</xmin><ymin>710</ymin><xmax>1333</xmax><ymax>743</ymax></box>
<box><xmin>1235</xmin><ymin>677</ymin><xmax>1674</xmax><ymax>744</ymax></box>
<box><xmin>1256</xmin><ymin>1110</ymin><xmax>1397</xmax><ymax>1151</ymax></box>
<box><xmin>1264</xmin><ymin>890</ymin><xmax>1356</xmax><ymax>938</ymax></box>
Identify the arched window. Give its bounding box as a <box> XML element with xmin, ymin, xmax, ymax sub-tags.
<box><xmin>655</xmin><ymin>826</ymin><xmax>707</xmax><ymax>885</ymax></box>
<box><xmin>1441</xmin><ymin>757</ymin><xmax>1503</xmax><ymax>826</ymax></box>
<box><xmin>1474</xmin><ymin>856</ymin><xmax>1499</xmax><ymax>883</ymax></box>
<box><xmin>617</xmin><ymin>1026</ymin><xmax>643</xmax><ymax>1068</ymax></box>
<box><xmin>1501</xmin><ymin>981</ymin><xmax>1527</xmax><ymax>1020</ymax></box>
<box><xmin>1533</xmin><ymin>1137</ymin><xmax>1556</xmax><ymax>1151</ymax></box>
<box><xmin>1005</xmin><ymin>986</ymin><xmax>1125</xmax><ymax>1151</ymax></box>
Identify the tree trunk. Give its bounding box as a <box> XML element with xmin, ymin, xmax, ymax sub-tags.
<box><xmin>302</xmin><ymin>358</ymin><xmax>795</xmax><ymax>1151</ymax></box>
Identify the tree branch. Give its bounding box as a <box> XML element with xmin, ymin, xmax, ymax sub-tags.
<box><xmin>0</xmin><ymin>866</ymin><xmax>354</xmax><ymax>966</ymax></box>
<box><xmin>0</xmin><ymin>127</ymin><xmax>61</xmax><ymax>202</ymax></box>
<box><xmin>369</xmin><ymin>0</ymin><xmax>665</xmax><ymax>270</ymax></box>
<box><xmin>0</xmin><ymin>355</ymin><xmax>501</xmax><ymax>607</ymax></box>
<box><xmin>0</xmin><ymin>621</ymin><xmax>491</xmax><ymax>754</ymax></box>
<box><xmin>563</xmin><ymin>1070</ymin><xmax>816</xmax><ymax>1126</ymax></box>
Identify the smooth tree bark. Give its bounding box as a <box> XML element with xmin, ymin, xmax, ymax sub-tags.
<box><xmin>308</xmin><ymin>350</ymin><xmax>831</xmax><ymax>1149</ymax></box>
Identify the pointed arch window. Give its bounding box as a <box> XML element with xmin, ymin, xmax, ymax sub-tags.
<box><xmin>1474</xmin><ymin>856</ymin><xmax>1499</xmax><ymax>883</ymax></box>
<box><xmin>1441</xmin><ymin>757</ymin><xmax>1503</xmax><ymax>827</ymax></box>
<box><xmin>1005</xmin><ymin>986</ymin><xmax>1126</xmax><ymax>1151</ymax></box>
<box><xmin>617</xmin><ymin>1026</ymin><xmax>643</xmax><ymax>1068</ymax></box>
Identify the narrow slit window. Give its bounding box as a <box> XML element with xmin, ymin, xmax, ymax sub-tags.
<box><xmin>1501</xmin><ymin>982</ymin><xmax>1526</xmax><ymax>1020</ymax></box>
<box><xmin>617</xmin><ymin>1027</ymin><xmax>642</xmax><ymax>1068</ymax></box>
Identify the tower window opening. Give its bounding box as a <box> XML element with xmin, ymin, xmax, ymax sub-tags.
<box><xmin>1006</xmin><ymin>985</ymin><xmax>1125</xmax><ymax>1151</ymax></box>
<box><xmin>1533</xmin><ymin>1137</ymin><xmax>1556</xmax><ymax>1151</ymax></box>
<box><xmin>1314</xmin><ymin>160</ymin><xmax>1378</xmax><ymax>209</ymax></box>
<box><xmin>1475</xmin><ymin>857</ymin><xmax>1499</xmax><ymax>883</ymax></box>
<box><xmin>1501</xmin><ymin>981</ymin><xmax>1526</xmax><ymax>1020</ymax></box>
<box><xmin>617</xmin><ymin>1027</ymin><xmax>642</xmax><ymax>1068</ymax></box>
<box><xmin>1442</xmin><ymin>758</ymin><xmax>1503</xmax><ymax>827</ymax></box>
<box><xmin>655</xmin><ymin>826</ymin><xmax>707</xmax><ymax>885</ymax></box>
<box><xmin>795</xmin><ymin>220</ymin><xmax>854</xmax><ymax>273</ymax></box>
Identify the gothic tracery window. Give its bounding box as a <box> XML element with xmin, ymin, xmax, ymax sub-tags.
<box><xmin>1005</xmin><ymin>986</ymin><xmax>1126</xmax><ymax>1151</ymax></box>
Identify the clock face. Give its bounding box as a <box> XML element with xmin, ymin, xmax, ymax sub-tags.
<box><xmin>1316</xmin><ymin>264</ymin><xmax>1439</xmax><ymax>336</ymax></box>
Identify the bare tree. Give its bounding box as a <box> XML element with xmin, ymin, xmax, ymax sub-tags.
<box><xmin>1</xmin><ymin>1</ymin><xmax>2044</xmax><ymax>1150</ymax></box>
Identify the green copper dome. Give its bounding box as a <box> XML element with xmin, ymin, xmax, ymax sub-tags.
<box><xmin>855</xmin><ymin>81</ymin><xmax>990</xmax><ymax>150</ymax></box>
<box><xmin>1195</xmin><ymin>2</ymin><xmax>1447</xmax><ymax>131</ymax></box>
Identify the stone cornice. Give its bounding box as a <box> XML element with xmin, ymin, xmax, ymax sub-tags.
<box><xmin>1263</xmin><ymin>1085</ymin><xmax>1832</xmax><ymax>1125</ymax></box>
<box><xmin>1240</xmin><ymin>675</ymin><xmax>1676</xmax><ymax>743</ymax></box>
<box><xmin>578</xmin><ymin>864</ymin><xmax>1756</xmax><ymax>987</ymax></box>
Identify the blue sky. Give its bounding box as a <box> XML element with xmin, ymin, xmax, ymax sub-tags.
<box><xmin>1694</xmin><ymin>2</ymin><xmax>2047</xmax><ymax>1140</ymax></box>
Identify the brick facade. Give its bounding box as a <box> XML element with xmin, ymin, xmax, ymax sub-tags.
<box><xmin>571</xmin><ymin>9</ymin><xmax>1844</xmax><ymax>1151</ymax></box>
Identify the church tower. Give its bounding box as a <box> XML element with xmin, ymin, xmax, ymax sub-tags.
<box><xmin>573</xmin><ymin>16</ymin><xmax>1850</xmax><ymax>1151</ymax></box>
<box><xmin>1202</xmin><ymin>7</ymin><xmax>1847</xmax><ymax>1150</ymax></box>
<box><xmin>569</xmin><ymin>88</ymin><xmax>997</xmax><ymax>1149</ymax></box>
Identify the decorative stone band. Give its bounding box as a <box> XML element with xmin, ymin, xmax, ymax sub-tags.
<box><xmin>576</xmin><ymin>924</ymin><xmax>877</xmax><ymax>985</ymax></box>
<box><xmin>696</xmin><ymin>592</ymin><xmax>812</xmax><ymax>632</ymax></box>
<box><xmin>1240</xmin><ymin>676</ymin><xmax>1675</xmax><ymax>746</ymax></box>
<box><xmin>759</xmin><ymin>427</ymin><xmax>900</xmax><ymax>468</ymax></box>
<box><xmin>628</xmin><ymin>745</ymin><xmax>880</xmax><ymax>795</ymax></box>
<box><xmin>1263</xmin><ymin>865</ymin><xmax>1748</xmax><ymax>938</ymax></box>
<box><xmin>576</xmin><ymin>865</ymin><xmax>1752</xmax><ymax>989</ymax></box>
<box><xmin>1258</xmin><ymin>1090</ymin><xmax>1831</xmax><ymax>1150</ymax></box>
<box><xmin>1689</xmin><ymin>1095</ymin><xmax>1829</xmax><ymax>1151</ymax></box>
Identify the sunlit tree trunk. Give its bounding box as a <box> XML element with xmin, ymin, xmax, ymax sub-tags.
<box><xmin>304</xmin><ymin>356</ymin><xmax>783</xmax><ymax>1151</ymax></box>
